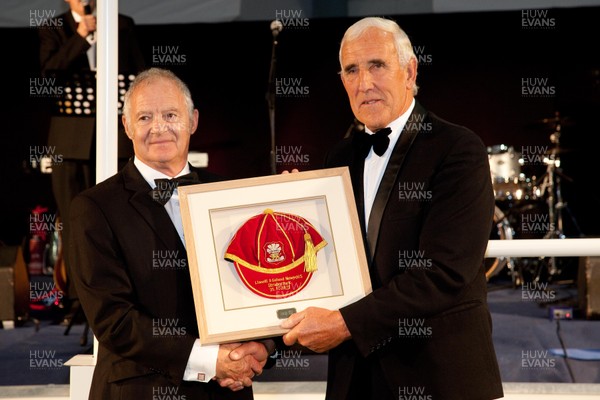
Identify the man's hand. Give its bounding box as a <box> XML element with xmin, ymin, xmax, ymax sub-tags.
<box><xmin>281</xmin><ymin>169</ymin><xmax>300</xmax><ymax>174</ymax></box>
<box><xmin>77</xmin><ymin>15</ymin><xmax>96</xmax><ymax>38</ymax></box>
<box><xmin>281</xmin><ymin>307</ymin><xmax>351</xmax><ymax>353</ymax></box>
<box><xmin>214</xmin><ymin>341</ymin><xmax>269</xmax><ymax>391</ymax></box>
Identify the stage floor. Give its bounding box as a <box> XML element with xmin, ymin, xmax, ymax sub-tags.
<box><xmin>1</xmin><ymin>276</ymin><xmax>599</xmax><ymax>397</ymax></box>
<box><xmin>1</xmin><ymin>382</ymin><xmax>600</xmax><ymax>399</ymax></box>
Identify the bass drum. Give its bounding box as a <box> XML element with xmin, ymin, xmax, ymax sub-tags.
<box><xmin>485</xmin><ymin>206</ymin><xmax>521</xmax><ymax>285</ymax></box>
<box><xmin>488</xmin><ymin>144</ymin><xmax>520</xmax><ymax>182</ymax></box>
<box><xmin>487</xmin><ymin>144</ymin><xmax>539</xmax><ymax>204</ymax></box>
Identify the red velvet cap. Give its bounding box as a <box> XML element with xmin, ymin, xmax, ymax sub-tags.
<box><xmin>224</xmin><ymin>209</ymin><xmax>327</xmax><ymax>299</ymax></box>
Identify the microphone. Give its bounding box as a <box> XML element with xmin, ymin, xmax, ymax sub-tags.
<box><xmin>83</xmin><ymin>0</ymin><xmax>92</xmax><ymax>15</ymax></box>
<box><xmin>270</xmin><ymin>20</ymin><xmax>283</xmax><ymax>39</ymax></box>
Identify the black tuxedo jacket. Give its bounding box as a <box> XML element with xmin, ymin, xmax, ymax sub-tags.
<box><xmin>69</xmin><ymin>161</ymin><xmax>253</xmax><ymax>399</ymax></box>
<box><xmin>324</xmin><ymin>102</ymin><xmax>504</xmax><ymax>400</ymax></box>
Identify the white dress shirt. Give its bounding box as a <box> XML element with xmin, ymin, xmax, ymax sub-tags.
<box><xmin>363</xmin><ymin>99</ymin><xmax>415</xmax><ymax>229</ymax></box>
<box><xmin>134</xmin><ymin>157</ymin><xmax>218</xmax><ymax>383</ymax></box>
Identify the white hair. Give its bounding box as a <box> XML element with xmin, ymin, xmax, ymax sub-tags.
<box><xmin>122</xmin><ymin>68</ymin><xmax>195</xmax><ymax>131</ymax></box>
<box><xmin>339</xmin><ymin>17</ymin><xmax>419</xmax><ymax>95</ymax></box>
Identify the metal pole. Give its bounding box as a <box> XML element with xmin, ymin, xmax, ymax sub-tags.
<box><xmin>93</xmin><ymin>0</ymin><xmax>119</xmax><ymax>362</ymax></box>
<box><xmin>95</xmin><ymin>0</ymin><xmax>119</xmax><ymax>183</ymax></box>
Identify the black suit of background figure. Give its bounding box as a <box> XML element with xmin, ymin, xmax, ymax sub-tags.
<box><xmin>38</xmin><ymin>0</ymin><xmax>145</xmax><ymax>304</ymax></box>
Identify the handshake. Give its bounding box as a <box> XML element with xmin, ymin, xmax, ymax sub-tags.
<box><xmin>214</xmin><ymin>340</ymin><xmax>275</xmax><ymax>392</ymax></box>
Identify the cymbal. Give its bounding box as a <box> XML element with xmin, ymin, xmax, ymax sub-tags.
<box><xmin>543</xmin><ymin>147</ymin><xmax>576</xmax><ymax>155</ymax></box>
<box><xmin>529</xmin><ymin>113</ymin><xmax>574</xmax><ymax>129</ymax></box>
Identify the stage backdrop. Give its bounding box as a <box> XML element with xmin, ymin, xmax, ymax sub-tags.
<box><xmin>4</xmin><ymin>4</ymin><xmax>600</xmax><ymax>249</ymax></box>
<box><xmin>1</xmin><ymin>1</ymin><xmax>600</xmax><ymax>385</ymax></box>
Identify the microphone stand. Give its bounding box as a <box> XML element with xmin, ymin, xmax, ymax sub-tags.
<box><xmin>266</xmin><ymin>29</ymin><xmax>279</xmax><ymax>175</ymax></box>
<box><xmin>541</xmin><ymin>117</ymin><xmax>567</xmax><ymax>280</ymax></box>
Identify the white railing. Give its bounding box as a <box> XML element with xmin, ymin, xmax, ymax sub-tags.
<box><xmin>486</xmin><ymin>238</ymin><xmax>600</xmax><ymax>257</ymax></box>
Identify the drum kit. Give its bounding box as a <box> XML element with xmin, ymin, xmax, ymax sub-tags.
<box><xmin>485</xmin><ymin>112</ymin><xmax>580</xmax><ymax>286</ymax></box>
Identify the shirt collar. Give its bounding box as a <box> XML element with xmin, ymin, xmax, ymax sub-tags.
<box><xmin>133</xmin><ymin>157</ymin><xmax>191</xmax><ymax>189</ymax></box>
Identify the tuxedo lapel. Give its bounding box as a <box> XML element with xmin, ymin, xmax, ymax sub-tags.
<box><xmin>346</xmin><ymin>132</ymin><xmax>375</xmax><ymax>267</ymax></box>
<box><xmin>350</xmin><ymin>144</ymin><xmax>367</xmax><ymax>233</ymax></box>
<box><xmin>366</xmin><ymin>103</ymin><xmax>426</xmax><ymax>261</ymax></box>
<box><xmin>121</xmin><ymin>161</ymin><xmax>184</xmax><ymax>251</ymax></box>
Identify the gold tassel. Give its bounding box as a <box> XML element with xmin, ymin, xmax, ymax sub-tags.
<box><xmin>304</xmin><ymin>233</ymin><xmax>318</xmax><ymax>272</ymax></box>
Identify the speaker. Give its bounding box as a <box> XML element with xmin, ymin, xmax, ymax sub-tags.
<box><xmin>578</xmin><ymin>256</ymin><xmax>600</xmax><ymax>319</ymax></box>
<box><xmin>0</xmin><ymin>246</ymin><xmax>29</xmax><ymax>322</ymax></box>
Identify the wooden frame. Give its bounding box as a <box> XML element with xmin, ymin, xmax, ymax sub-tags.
<box><xmin>179</xmin><ymin>167</ymin><xmax>371</xmax><ymax>345</ymax></box>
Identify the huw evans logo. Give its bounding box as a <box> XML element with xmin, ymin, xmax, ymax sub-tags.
<box><xmin>521</xmin><ymin>349</ymin><xmax>556</xmax><ymax>369</ymax></box>
<box><xmin>521</xmin><ymin>77</ymin><xmax>556</xmax><ymax>98</ymax></box>
<box><xmin>152</xmin><ymin>250</ymin><xmax>187</xmax><ymax>269</ymax></box>
<box><xmin>398</xmin><ymin>250</ymin><xmax>432</xmax><ymax>270</ymax></box>
<box><xmin>275</xmin><ymin>9</ymin><xmax>309</xmax><ymax>29</ymax></box>
<box><xmin>152</xmin><ymin>318</ymin><xmax>187</xmax><ymax>337</ymax></box>
<box><xmin>152</xmin><ymin>45</ymin><xmax>187</xmax><ymax>65</ymax></box>
<box><xmin>398</xmin><ymin>181</ymin><xmax>432</xmax><ymax>202</ymax></box>
<box><xmin>30</xmin><ymin>77</ymin><xmax>64</xmax><ymax>97</ymax></box>
<box><xmin>276</xmin><ymin>145</ymin><xmax>310</xmax><ymax>166</ymax></box>
<box><xmin>521</xmin><ymin>9</ymin><xmax>556</xmax><ymax>29</ymax></box>
<box><xmin>399</xmin><ymin>386</ymin><xmax>432</xmax><ymax>400</ymax></box>
<box><xmin>398</xmin><ymin>318</ymin><xmax>432</xmax><ymax>338</ymax></box>
<box><xmin>30</xmin><ymin>9</ymin><xmax>62</xmax><ymax>28</ymax></box>
<box><xmin>153</xmin><ymin>386</ymin><xmax>187</xmax><ymax>400</ymax></box>
<box><xmin>29</xmin><ymin>350</ymin><xmax>64</xmax><ymax>369</ymax></box>
<box><xmin>276</xmin><ymin>77</ymin><xmax>309</xmax><ymax>97</ymax></box>
<box><xmin>273</xmin><ymin>349</ymin><xmax>310</xmax><ymax>369</ymax></box>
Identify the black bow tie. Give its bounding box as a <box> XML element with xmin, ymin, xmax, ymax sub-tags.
<box><xmin>149</xmin><ymin>171</ymin><xmax>200</xmax><ymax>205</ymax></box>
<box><xmin>356</xmin><ymin>127</ymin><xmax>392</xmax><ymax>158</ymax></box>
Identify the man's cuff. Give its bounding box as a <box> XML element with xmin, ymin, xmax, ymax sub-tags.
<box><xmin>182</xmin><ymin>340</ymin><xmax>219</xmax><ymax>383</ymax></box>
<box><xmin>86</xmin><ymin>33</ymin><xmax>96</xmax><ymax>45</ymax></box>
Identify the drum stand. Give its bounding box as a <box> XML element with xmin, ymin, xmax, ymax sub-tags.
<box><xmin>539</xmin><ymin>154</ymin><xmax>565</xmax><ymax>279</ymax></box>
<box><xmin>535</xmin><ymin>118</ymin><xmax>581</xmax><ymax>282</ymax></box>
<box><xmin>486</xmin><ymin>113</ymin><xmax>583</xmax><ymax>286</ymax></box>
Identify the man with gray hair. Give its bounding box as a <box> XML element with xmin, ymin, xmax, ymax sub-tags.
<box><xmin>70</xmin><ymin>68</ymin><xmax>270</xmax><ymax>399</ymax></box>
<box><xmin>281</xmin><ymin>17</ymin><xmax>504</xmax><ymax>400</ymax></box>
